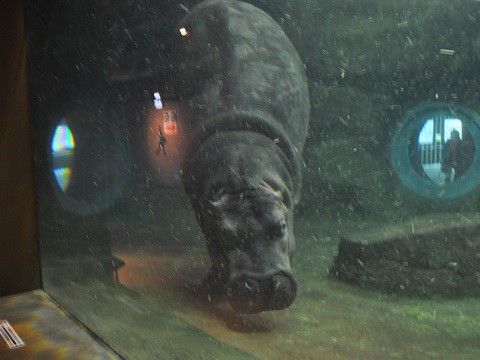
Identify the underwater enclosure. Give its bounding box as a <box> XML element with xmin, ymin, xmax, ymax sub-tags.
<box><xmin>25</xmin><ymin>0</ymin><xmax>480</xmax><ymax>359</ymax></box>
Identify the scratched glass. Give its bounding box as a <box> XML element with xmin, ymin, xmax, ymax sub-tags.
<box><xmin>26</xmin><ymin>1</ymin><xmax>480</xmax><ymax>359</ymax></box>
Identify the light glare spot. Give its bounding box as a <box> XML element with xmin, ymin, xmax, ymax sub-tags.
<box><xmin>52</xmin><ymin>121</ymin><xmax>75</xmax><ymax>151</ymax></box>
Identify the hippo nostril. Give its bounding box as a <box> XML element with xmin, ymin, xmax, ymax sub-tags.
<box><xmin>238</xmin><ymin>277</ymin><xmax>260</xmax><ymax>295</ymax></box>
<box><xmin>228</xmin><ymin>274</ymin><xmax>296</xmax><ymax>313</ymax></box>
<box><xmin>272</xmin><ymin>274</ymin><xmax>287</xmax><ymax>292</ymax></box>
<box><xmin>228</xmin><ymin>277</ymin><xmax>264</xmax><ymax>313</ymax></box>
<box><xmin>270</xmin><ymin>273</ymin><xmax>297</xmax><ymax>310</ymax></box>
<box><xmin>229</xmin><ymin>277</ymin><xmax>261</xmax><ymax>301</ymax></box>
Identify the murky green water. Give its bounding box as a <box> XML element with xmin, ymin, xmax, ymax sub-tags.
<box><xmin>27</xmin><ymin>1</ymin><xmax>480</xmax><ymax>359</ymax></box>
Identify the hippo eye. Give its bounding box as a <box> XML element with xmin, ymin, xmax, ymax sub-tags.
<box><xmin>210</xmin><ymin>188</ymin><xmax>219</xmax><ymax>199</ymax></box>
<box><xmin>269</xmin><ymin>220</ymin><xmax>287</xmax><ymax>239</ymax></box>
<box><xmin>221</xmin><ymin>223</ymin><xmax>235</xmax><ymax>237</ymax></box>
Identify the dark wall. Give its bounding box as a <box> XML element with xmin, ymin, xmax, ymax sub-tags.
<box><xmin>0</xmin><ymin>0</ymin><xmax>41</xmax><ymax>296</ymax></box>
<box><xmin>274</xmin><ymin>0</ymin><xmax>480</xmax><ymax>219</ymax></box>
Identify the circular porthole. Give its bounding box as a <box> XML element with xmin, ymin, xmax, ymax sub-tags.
<box><xmin>390</xmin><ymin>102</ymin><xmax>480</xmax><ymax>199</ymax></box>
<box><xmin>48</xmin><ymin>108</ymin><xmax>130</xmax><ymax>215</ymax></box>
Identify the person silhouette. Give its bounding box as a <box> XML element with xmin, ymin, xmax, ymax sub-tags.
<box><xmin>156</xmin><ymin>126</ymin><xmax>167</xmax><ymax>156</ymax></box>
<box><xmin>441</xmin><ymin>130</ymin><xmax>463</xmax><ymax>183</ymax></box>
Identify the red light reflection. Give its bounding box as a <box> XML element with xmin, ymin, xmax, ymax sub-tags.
<box><xmin>145</xmin><ymin>101</ymin><xmax>189</xmax><ymax>186</ymax></box>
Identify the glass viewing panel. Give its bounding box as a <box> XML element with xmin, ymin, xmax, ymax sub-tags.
<box><xmin>26</xmin><ymin>1</ymin><xmax>480</xmax><ymax>359</ymax></box>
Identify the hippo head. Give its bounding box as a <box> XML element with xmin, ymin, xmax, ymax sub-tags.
<box><xmin>201</xmin><ymin>180</ymin><xmax>296</xmax><ymax>314</ymax></box>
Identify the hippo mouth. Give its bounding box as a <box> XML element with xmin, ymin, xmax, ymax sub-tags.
<box><xmin>227</xmin><ymin>272</ymin><xmax>297</xmax><ymax>314</ymax></box>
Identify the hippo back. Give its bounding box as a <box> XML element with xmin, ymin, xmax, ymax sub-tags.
<box><xmin>171</xmin><ymin>0</ymin><xmax>310</xmax><ymax>202</ymax></box>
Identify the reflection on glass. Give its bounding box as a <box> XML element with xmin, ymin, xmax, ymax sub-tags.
<box><xmin>25</xmin><ymin>0</ymin><xmax>480</xmax><ymax>358</ymax></box>
<box><xmin>417</xmin><ymin>117</ymin><xmax>474</xmax><ymax>186</ymax></box>
<box><xmin>51</xmin><ymin>120</ymin><xmax>75</xmax><ymax>191</ymax></box>
<box><xmin>47</xmin><ymin>111</ymin><xmax>129</xmax><ymax>215</ymax></box>
<box><xmin>53</xmin><ymin>167</ymin><xmax>72</xmax><ymax>191</ymax></box>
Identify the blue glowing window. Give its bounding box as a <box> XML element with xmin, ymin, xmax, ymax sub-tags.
<box><xmin>391</xmin><ymin>102</ymin><xmax>480</xmax><ymax>199</ymax></box>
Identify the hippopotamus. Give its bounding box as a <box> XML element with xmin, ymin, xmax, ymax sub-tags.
<box><xmin>170</xmin><ymin>0</ymin><xmax>310</xmax><ymax>313</ymax></box>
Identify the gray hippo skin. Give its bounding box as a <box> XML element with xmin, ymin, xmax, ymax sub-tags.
<box><xmin>172</xmin><ymin>0</ymin><xmax>310</xmax><ymax>313</ymax></box>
